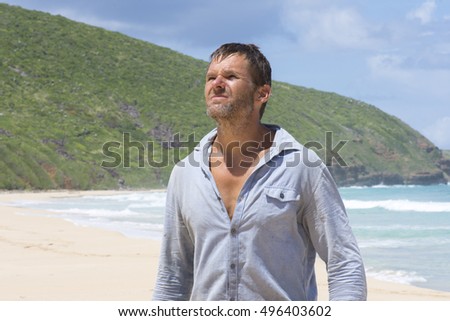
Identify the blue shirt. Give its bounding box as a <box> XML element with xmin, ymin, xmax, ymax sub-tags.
<box><xmin>153</xmin><ymin>125</ymin><xmax>367</xmax><ymax>301</ymax></box>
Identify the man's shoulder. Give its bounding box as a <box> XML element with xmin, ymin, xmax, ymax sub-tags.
<box><xmin>272</xmin><ymin>126</ymin><xmax>323</xmax><ymax>163</ymax></box>
<box><xmin>171</xmin><ymin>128</ymin><xmax>216</xmax><ymax>172</ymax></box>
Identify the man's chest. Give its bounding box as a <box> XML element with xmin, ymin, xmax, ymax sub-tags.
<box><xmin>210</xmin><ymin>163</ymin><xmax>254</xmax><ymax>219</ymax></box>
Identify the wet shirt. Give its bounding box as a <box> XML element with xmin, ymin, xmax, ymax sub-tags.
<box><xmin>153</xmin><ymin>125</ymin><xmax>367</xmax><ymax>301</ymax></box>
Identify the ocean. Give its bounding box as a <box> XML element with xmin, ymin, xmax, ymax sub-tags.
<box><xmin>7</xmin><ymin>184</ymin><xmax>450</xmax><ymax>293</ymax></box>
<box><xmin>340</xmin><ymin>184</ymin><xmax>450</xmax><ymax>293</ymax></box>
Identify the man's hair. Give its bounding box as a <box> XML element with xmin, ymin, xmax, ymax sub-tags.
<box><xmin>209</xmin><ymin>43</ymin><xmax>272</xmax><ymax>118</ymax></box>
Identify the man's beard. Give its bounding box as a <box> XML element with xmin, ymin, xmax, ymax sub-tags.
<box><xmin>206</xmin><ymin>94</ymin><xmax>254</xmax><ymax>121</ymax></box>
<box><xmin>207</xmin><ymin>102</ymin><xmax>233</xmax><ymax>120</ymax></box>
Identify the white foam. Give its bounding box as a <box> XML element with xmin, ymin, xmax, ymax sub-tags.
<box><xmin>65</xmin><ymin>217</ymin><xmax>164</xmax><ymax>239</ymax></box>
<box><xmin>365</xmin><ymin>268</ymin><xmax>427</xmax><ymax>285</ymax></box>
<box><xmin>50</xmin><ymin>207</ymin><xmax>146</xmax><ymax>217</ymax></box>
<box><xmin>354</xmin><ymin>224</ymin><xmax>450</xmax><ymax>231</ymax></box>
<box><xmin>344</xmin><ymin>199</ymin><xmax>450</xmax><ymax>212</ymax></box>
<box><xmin>358</xmin><ymin>239</ymin><xmax>415</xmax><ymax>249</ymax></box>
<box><xmin>82</xmin><ymin>192</ymin><xmax>166</xmax><ymax>206</ymax></box>
<box><xmin>340</xmin><ymin>184</ymin><xmax>419</xmax><ymax>190</ymax></box>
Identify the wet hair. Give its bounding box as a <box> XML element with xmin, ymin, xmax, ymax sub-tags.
<box><xmin>209</xmin><ymin>43</ymin><xmax>272</xmax><ymax>118</ymax></box>
<box><xmin>209</xmin><ymin>43</ymin><xmax>272</xmax><ymax>87</ymax></box>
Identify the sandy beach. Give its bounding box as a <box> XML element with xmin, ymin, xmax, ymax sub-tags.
<box><xmin>1</xmin><ymin>190</ymin><xmax>449</xmax><ymax>301</ymax></box>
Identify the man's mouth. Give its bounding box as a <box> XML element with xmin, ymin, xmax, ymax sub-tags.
<box><xmin>210</xmin><ymin>95</ymin><xmax>228</xmax><ymax>100</ymax></box>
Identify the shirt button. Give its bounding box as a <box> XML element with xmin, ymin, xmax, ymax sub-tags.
<box><xmin>280</xmin><ymin>192</ymin><xmax>285</xmax><ymax>199</ymax></box>
<box><xmin>230</xmin><ymin>263</ymin><xmax>236</xmax><ymax>269</ymax></box>
<box><xmin>231</xmin><ymin>227</ymin><xmax>237</xmax><ymax>235</ymax></box>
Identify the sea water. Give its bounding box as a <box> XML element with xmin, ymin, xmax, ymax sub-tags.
<box><xmin>9</xmin><ymin>192</ymin><xmax>167</xmax><ymax>240</ymax></box>
<box><xmin>6</xmin><ymin>184</ymin><xmax>450</xmax><ymax>293</ymax></box>
<box><xmin>340</xmin><ymin>184</ymin><xmax>450</xmax><ymax>293</ymax></box>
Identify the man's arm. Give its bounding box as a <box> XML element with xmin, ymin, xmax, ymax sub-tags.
<box><xmin>303</xmin><ymin>165</ymin><xmax>367</xmax><ymax>301</ymax></box>
<box><xmin>152</xmin><ymin>171</ymin><xmax>194</xmax><ymax>300</ymax></box>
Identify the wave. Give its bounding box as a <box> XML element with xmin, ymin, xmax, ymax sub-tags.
<box><xmin>82</xmin><ymin>192</ymin><xmax>166</xmax><ymax>206</ymax></box>
<box><xmin>344</xmin><ymin>199</ymin><xmax>450</xmax><ymax>212</ymax></box>
<box><xmin>357</xmin><ymin>237</ymin><xmax>450</xmax><ymax>249</ymax></box>
<box><xmin>358</xmin><ymin>239</ymin><xmax>411</xmax><ymax>249</ymax></box>
<box><xmin>340</xmin><ymin>184</ymin><xmax>420</xmax><ymax>190</ymax></box>
<box><xmin>365</xmin><ymin>268</ymin><xmax>426</xmax><ymax>285</ymax></box>
<box><xmin>49</xmin><ymin>207</ymin><xmax>158</xmax><ymax>218</ymax></box>
<box><xmin>353</xmin><ymin>224</ymin><xmax>450</xmax><ymax>231</ymax></box>
<box><xmin>65</xmin><ymin>216</ymin><xmax>164</xmax><ymax>239</ymax></box>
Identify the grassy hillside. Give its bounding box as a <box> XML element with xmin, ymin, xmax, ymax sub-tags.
<box><xmin>0</xmin><ymin>4</ymin><xmax>446</xmax><ymax>189</ymax></box>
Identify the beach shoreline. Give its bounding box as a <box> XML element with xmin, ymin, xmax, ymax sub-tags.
<box><xmin>1</xmin><ymin>190</ymin><xmax>449</xmax><ymax>301</ymax></box>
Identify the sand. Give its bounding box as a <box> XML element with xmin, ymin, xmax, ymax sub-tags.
<box><xmin>1</xmin><ymin>190</ymin><xmax>449</xmax><ymax>301</ymax></box>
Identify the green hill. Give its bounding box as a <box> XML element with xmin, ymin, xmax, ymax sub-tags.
<box><xmin>0</xmin><ymin>3</ymin><xmax>447</xmax><ymax>190</ymax></box>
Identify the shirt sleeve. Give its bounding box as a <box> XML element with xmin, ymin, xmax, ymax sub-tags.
<box><xmin>302</xmin><ymin>164</ymin><xmax>367</xmax><ymax>301</ymax></box>
<box><xmin>152</xmin><ymin>169</ymin><xmax>194</xmax><ymax>300</ymax></box>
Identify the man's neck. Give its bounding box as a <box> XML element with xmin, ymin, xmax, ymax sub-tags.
<box><xmin>212</xmin><ymin>120</ymin><xmax>274</xmax><ymax>168</ymax></box>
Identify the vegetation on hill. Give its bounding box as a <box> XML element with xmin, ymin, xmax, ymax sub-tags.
<box><xmin>0</xmin><ymin>4</ymin><xmax>447</xmax><ymax>190</ymax></box>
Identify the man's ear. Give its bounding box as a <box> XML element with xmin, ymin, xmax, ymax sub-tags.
<box><xmin>257</xmin><ymin>84</ymin><xmax>271</xmax><ymax>103</ymax></box>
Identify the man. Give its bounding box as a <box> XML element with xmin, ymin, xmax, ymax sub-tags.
<box><xmin>153</xmin><ymin>43</ymin><xmax>367</xmax><ymax>301</ymax></box>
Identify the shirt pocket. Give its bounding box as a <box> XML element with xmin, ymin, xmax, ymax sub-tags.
<box><xmin>261</xmin><ymin>186</ymin><xmax>300</xmax><ymax>219</ymax></box>
<box><xmin>264</xmin><ymin>186</ymin><xmax>300</xmax><ymax>203</ymax></box>
<box><xmin>255</xmin><ymin>186</ymin><xmax>301</xmax><ymax>238</ymax></box>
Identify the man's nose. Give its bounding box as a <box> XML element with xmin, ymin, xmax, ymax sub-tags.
<box><xmin>212</xmin><ymin>75</ymin><xmax>225</xmax><ymax>88</ymax></box>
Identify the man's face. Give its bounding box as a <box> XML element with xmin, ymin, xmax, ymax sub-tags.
<box><xmin>204</xmin><ymin>54</ymin><xmax>257</xmax><ymax>121</ymax></box>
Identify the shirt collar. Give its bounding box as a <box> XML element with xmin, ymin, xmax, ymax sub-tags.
<box><xmin>195</xmin><ymin>124</ymin><xmax>303</xmax><ymax>165</ymax></box>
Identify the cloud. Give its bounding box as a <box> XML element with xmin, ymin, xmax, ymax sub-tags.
<box><xmin>367</xmin><ymin>53</ymin><xmax>450</xmax><ymax>96</ymax></box>
<box><xmin>423</xmin><ymin>117</ymin><xmax>450</xmax><ymax>149</ymax></box>
<box><xmin>368</xmin><ymin>54</ymin><xmax>405</xmax><ymax>71</ymax></box>
<box><xmin>407</xmin><ymin>0</ymin><xmax>436</xmax><ymax>25</ymax></box>
<box><xmin>280</xmin><ymin>1</ymin><xmax>383</xmax><ymax>50</ymax></box>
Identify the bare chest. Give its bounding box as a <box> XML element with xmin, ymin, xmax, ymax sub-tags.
<box><xmin>210</xmin><ymin>163</ymin><xmax>254</xmax><ymax>219</ymax></box>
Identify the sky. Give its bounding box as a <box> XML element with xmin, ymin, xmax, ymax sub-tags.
<box><xmin>3</xmin><ymin>0</ymin><xmax>450</xmax><ymax>149</ymax></box>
